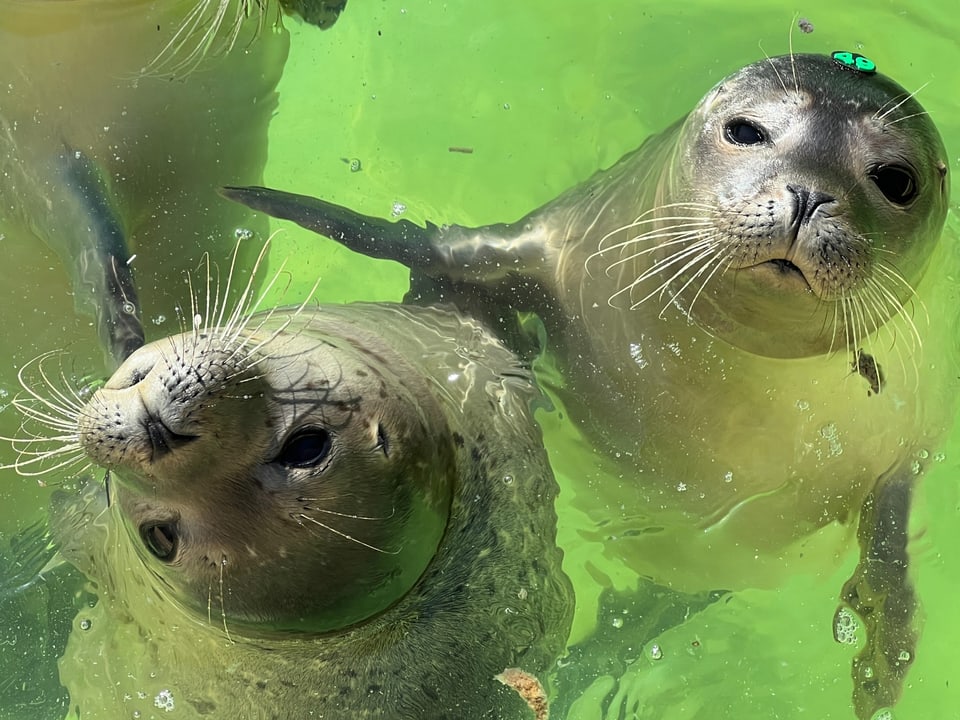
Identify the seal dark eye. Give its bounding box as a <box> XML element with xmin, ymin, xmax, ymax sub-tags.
<box><xmin>278</xmin><ymin>427</ymin><xmax>333</xmax><ymax>468</ymax></box>
<box><xmin>724</xmin><ymin>119</ymin><xmax>766</xmax><ymax>146</ymax></box>
<box><xmin>141</xmin><ymin>522</ymin><xmax>178</xmax><ymax>562</ymax></box>
<box><xmin>869</xmin><ymin>164</ymin><xmax>918</xmax><ymax>205</ymax></box>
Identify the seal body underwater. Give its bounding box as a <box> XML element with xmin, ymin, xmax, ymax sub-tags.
<box><xmin>0</xmin><ymin>0</ymin><xmax>345</xmax><ymax>366</ymax></box>
<box><xmin>222</xmin><ymin>53</ymin><xmax>958</xmax><ymax>717</ymax></box>
<box><xmin>31</xmin><ymin>299</ymin><xmax>571</xmax><ymax>719</ymax></box>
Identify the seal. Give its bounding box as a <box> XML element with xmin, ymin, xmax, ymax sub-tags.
<box><xmin>10</xmin><ymin>287</ymin><xmax>572</xmax><ymax>718</ymax></box>
<box><xmin>221</xmin><ymin>53</ymin><xmax>956</xmax><ymax>718</ymax></box>
<box><xmin>10</xmin><ymin>296</ymin><xmax>571</xmax><ymax>718</ymax></box>
<box><xmin>0</xmin><ymin>0</ymin><xmax>345</xmax><ymax>367</ymax></box>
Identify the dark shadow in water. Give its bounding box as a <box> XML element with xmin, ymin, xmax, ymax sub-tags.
<box><xmin>551</xmin><ymin>583</ymin><xmax>728</xmax><ymax>719</ymax></box>
<box><xmin>0</xmin><ymin>519</ymin><xmax>90</xmax><ymax>720</ymax></box>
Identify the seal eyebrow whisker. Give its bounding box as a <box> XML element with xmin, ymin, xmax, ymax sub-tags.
<box><xmin>293</xmin><ymin>513</ymin><xmax>401</xmax><ymax>555</ymax></box>
<box><xmin>786</xmin><ymin>15</ymin><xmax>799</xmax><ymax>95</ymax></box>
<box><xmin>884</xmin><ymin>110</ymin><xmax>931</xmax><ymax>127</ymax></box>
<box><xmin>759</xmin><ymin>42</ymin><xmax>790</xmax><ymax>97</ymax></box>
<box><xmin>874</xmin><ymin>83</ymin><xmax>929</xmax><ymax>122</ymax></box>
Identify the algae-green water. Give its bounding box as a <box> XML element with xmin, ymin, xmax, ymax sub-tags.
<box><xmin>1</xmin><ymin>2</ymin><xmax>959</xmax><ymax>718</ymax></box>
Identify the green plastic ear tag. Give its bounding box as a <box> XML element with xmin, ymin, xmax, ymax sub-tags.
<box><xmin>831</xmin><ymin>51</ymin><xmax>877</xmax><ymax>74</ymax></box>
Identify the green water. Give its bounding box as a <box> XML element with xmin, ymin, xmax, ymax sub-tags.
<box><xmin>1</xmin><ymin>1</ymin><xmax>959</xmax><ymax>718</ymax></box>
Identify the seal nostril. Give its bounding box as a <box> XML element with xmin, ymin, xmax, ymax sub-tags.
<box><xmin>787</xmin><ymin>184</ymin><xmax>836</xmax><ymax>226</ymax></box>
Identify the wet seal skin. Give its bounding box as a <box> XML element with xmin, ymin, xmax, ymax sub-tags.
<box><xmin>7</xmin><ymin>295</ymin><xmax>572</xmax><ymax>718</ymax></box>
<box><xmin>222</xmin><ymin>53</ymin><xmax>955</xmax><ymax>718</ymax></box>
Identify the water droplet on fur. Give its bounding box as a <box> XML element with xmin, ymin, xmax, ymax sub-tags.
<box><xmin>234</xmin><ymin>227</ymin><xmax>254</xmax><ymax>242</ymax></box>
<box><xmin>649</xmin><ymin>644</ymin><xmax>663</xmax><ymax>660</ymax></box>
<box><xmin>916</xmin><ymin>449</ymin><xmax>929</xmax><ymax>459</ymax></box>
<box><xmin>611</xmin><ymin>617</ymin><xmax>624</xmax><ymax>629</ymax></box>
<box><xmin>152</xmin><ymin>315</ymin><xmax>166</xmax><ymax>325</ymax></box>
<box><xmin>502</xmin><ymin>475</ymin><xmax>514</xmax><ymax>485</ymax></box>
<box><xmin>898</xmin><ymin>650</ymin><xmax>911</xmax><ymax>662</ymax></box>
<box><xmin>121</xmin><ymin>301</ymin><xmax>136</xmax><ymax>315</ymax></box>
<box><xmin>391</xmin><ymin>201</ymin><xmax>407</xmax><ymax>217</ymax></box>
<box><xmin>723</xmin><ymin>471</ymin><xmax>733</xmax><ymax>483</ymax></box>
<box><xmin>79</xmin><ymin>618</ymin><xmax>91</xmax><ymax>631</ymax></box>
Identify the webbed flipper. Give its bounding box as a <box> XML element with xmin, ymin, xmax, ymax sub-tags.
<box><xmin>220</xmin><ymin>184</ymin><xmax>558</xmax><ymax>357</ymax></box>
<box><xmin>55</xmin><ymin>149</ymin><xmax>144</xmax><ymax>368</ymax></box>
<box><xmin>220</xmin><ymin>185</ymin><xmax>445</xmax><ymax>267</ymax></box>
<box><xmin>837</xmin><ymin>458</ymin><xmax>918</xmax><ymax>719</ymax></box>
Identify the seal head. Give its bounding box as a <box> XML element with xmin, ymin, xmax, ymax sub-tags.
<box><xmin>79</xmin><ymin>312</ymin><xmax>454</xmax><ymax>633</ymax></box>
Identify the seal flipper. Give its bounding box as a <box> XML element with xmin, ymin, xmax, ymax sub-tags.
<box><xmin>838</xmin><ymin>458</ymin><xmax>918</xmax><ymax>719</ymax></box>
<box><xmin>220</xmin><ymin>184</ymin><xmax>559</xmax><ymax>354</ymax></box>
<box><xmin>55</xmin><ymin>149</ymin><xmax>144</xmax><ymax>368</ymax></box>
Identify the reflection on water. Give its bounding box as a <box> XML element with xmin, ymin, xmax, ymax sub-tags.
<box><xmin>2</xmin><ymin>1</ymin><xmax>960</xmax><ymax>719</ymax></box>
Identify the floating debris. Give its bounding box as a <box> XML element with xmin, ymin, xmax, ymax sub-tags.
<box><xmin>448</xmin><ymin>146</ymin><xmax>474</xmax><ymax>154</ymax></box>
<box><xmin>495</xmin><ymin>667</ymin><xmax>548</xmax><ymax>720</ymax></box>
<box><xmin>853</xmin><ymin>349</ymin><xmax>884</xmax><ymax>395</ymax></box>
<box><xmin>798</xmin><ymin>17</ymin><xmax>814</xmax><ymax>33</ymax></box>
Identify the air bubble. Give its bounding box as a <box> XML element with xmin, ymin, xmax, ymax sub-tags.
<box><xmin>723</xmin><ymin>471</ymin><xmax>733</xmax><ymax>483</ymax></box>
<box><xmin>833</xmin><ymin>606</ymin><xmax>859</xmax><ymax>645</ymax></box>
<box><xmin>870</xmin><ymin>709</ymin><xmax>892</xmax><ymax>720</ymax></box>
<box><xmin>611</xmin><ymin>617</ymin><xmax>624</xmax><ymax>629</ymax></box>
<box><xmin>154</xmin><ymin>689</ymin><xmax>175</xmax><ymax>712</ymax></box>
<box><xmin>79</xmin><ymin>618</ymin><xmax>92</xmax><ymax>631</ymax></box>
<box><xmin>649</xmin><ymin>643</ymin><xmax>663</xmax><ymax>660</ymax></box>
<box><xmin>234</xmin><ymin>227</ymin><xmax>254</xmax><ymax>242</ymax></box>
<box><xmin>121</xmin><ymin>301</ymin><xmax>136</xmax><ymax>315</ymax></box>
<box><xmin>502</xmin><ymin>475</ymin><xmax>514</xmax><ymax>485</ymax></box>
<box><xmin>391</xmin><ymin>201</ymin><xmax>407</xmax><ymax>217</ymax></box>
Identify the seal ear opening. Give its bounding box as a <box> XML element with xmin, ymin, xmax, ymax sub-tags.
<box><xmin>141</xmin><ymin>522</ymin><xmax>179</xmax><ymax>561</ymax></box>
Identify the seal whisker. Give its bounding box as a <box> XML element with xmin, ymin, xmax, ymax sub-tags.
<box><xmin>613</xmin><ymin>236</ymin><xmax>719</xmax><ymax>304</ymax></box>
<box><xmin>622</xmin><ymin>239</ymin><xmax>722</xmax><ymax>311</ymax></box>
<box><xmin>597</xmin><ymin>228</ymin><xmax>711</xmax><ymax>276</ymax></box>
<box><xmin>656</xmin><ymin>241</ymin><xmax>729</xmax><ymax>319</ymax></box>
<box><xmin>143</xmin><ymin>0</ymin><xmax>271</xmax><ymax>79</ymax></box>
<box><xmin>593</xmin><ymin>220</ymin><xmax>713</xmax><ymax>258</ymax></box>
<box><xmin>871</xmin><ymin>263</ymin><xmax>927</xmax><ymax>344</ymax></box>
<box><xmin>293</xmin><ymin>512</ymin><xmax>401</xmax><ymax>555</ymax></box>
<box><xmin>686</xmin><ymin>241</ymin><xmax>740</xmax><ymax>319</ymax></box>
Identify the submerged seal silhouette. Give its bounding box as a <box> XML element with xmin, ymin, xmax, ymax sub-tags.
<box><xmin>0</xmin><ymin>0</ymin><xmax>345</xmax><ymax>366</ymax></box>
<box><xmin>22</xmin><ymin>297</ymin><xmax>571</xmax><ymax>718</ymax></box>
<box><xmin>222</xmin><ymin>53</ymin><xmax>955</xmax><ymax>718</ymax></box>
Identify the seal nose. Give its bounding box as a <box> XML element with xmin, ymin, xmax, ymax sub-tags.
<box><xmin>787</xmin><ymin>184</ymin><xmax>835</xmax><ymax>226</ymax></box>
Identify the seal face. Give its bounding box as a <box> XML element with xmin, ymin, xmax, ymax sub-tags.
<box><xmin>42</xmin><ymin>303</ymin><xmax>571</xmax><ymax>717</ymax></box>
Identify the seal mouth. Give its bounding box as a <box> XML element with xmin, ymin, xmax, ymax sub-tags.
<box><xmin>749</xmin><ymin>258</ymin><xmax>813</xmax><ymax>292</ymax></box>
